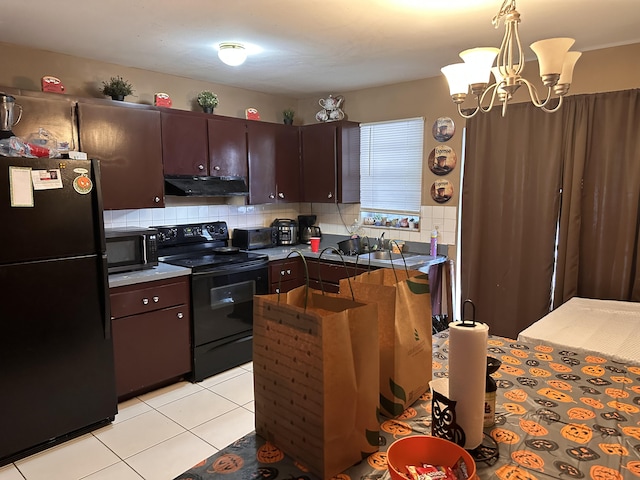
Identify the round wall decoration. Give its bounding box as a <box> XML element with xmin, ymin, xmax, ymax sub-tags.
<box><xmin>432</xmin><ymin>116</ymin><xmax>455</xmax><ymax>142</ymax></box>
<box><xmin>428</xmin><ymin>145</ymin><xmax>457</xmax><ymax>175</ymax></box>
<box><xmin>431</xmin><ymin>179</ymin><xmax>454</xmax><ymax>203</ymax></box>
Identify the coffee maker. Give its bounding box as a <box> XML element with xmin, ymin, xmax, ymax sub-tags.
<box><xmin>298</xmin><ymin>215</ymin><xmax>322</xmax><ymax>245</ymax></box>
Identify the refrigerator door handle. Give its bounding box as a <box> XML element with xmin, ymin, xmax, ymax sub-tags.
<box><xmin>99</xmin><ymin>254</ymin><xmax>112</xmax><ymax>339</ymax></box>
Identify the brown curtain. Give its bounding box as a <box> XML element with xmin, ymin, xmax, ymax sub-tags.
<box><xmin>461</xmin><ymin>89</ymin><xmax>640</xmax><ymax>339</ymax></box>
<box><xmin>461</xmin><ymin>102</ymin><xmax>563</xmax><ymax>338</ymax></box>
<box><xmin>556</xmin><ymin>89</ymin><xmax>640</xmax><ymax>303</ymax></box>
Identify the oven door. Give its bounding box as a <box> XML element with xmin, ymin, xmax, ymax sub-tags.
<box><xmin>190</xmin><ymin>261</ymin><xmax>268</xmax><ymax>380</ymax></box>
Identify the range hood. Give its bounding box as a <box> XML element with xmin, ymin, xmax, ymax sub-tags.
<box><xmin>164</xmin><ymin>175</ymin><xmax>249</xmax><ymax>197</ymax></box>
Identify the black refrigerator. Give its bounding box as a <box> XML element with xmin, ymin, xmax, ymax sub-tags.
<box><xmin>0</xmin><ymin>157</ymin><xmax>117</xmax><ymax>466</ymax></box>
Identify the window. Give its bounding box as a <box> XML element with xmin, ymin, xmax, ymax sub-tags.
<box><xmin>360</xmin><ymin>117</ymin><xmax>424</xmax><ymax>221</ymax></box>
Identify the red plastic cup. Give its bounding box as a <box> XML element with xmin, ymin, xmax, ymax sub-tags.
<box><xmin>310</xmin><ymin>237</ymin><xmax>321</xmax><ymax>253</ymax></box>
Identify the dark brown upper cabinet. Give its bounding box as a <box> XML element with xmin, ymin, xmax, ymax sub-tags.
<box><xmin>247</xmin><ymin>121</ymin><xmax>300</xmax><ymax>205</ymax></box>
<box><xmin>77</xmin><ymin>100</ymin><xmax>164</xmax><ymax>210</ymax></box>
<box><xmin>207</xmin><ymin>117</ymin><xmax>248</xmax><ymax>178</ymax></box>
<box><xmin>300</xmin><ymin>120</ymin><xmax>360</xmax><ymax>203</ymax></box>
<box><xmin>160</xmin><ymin>110</ymin><xmax>209</xmax><ymax>176</ymax></box>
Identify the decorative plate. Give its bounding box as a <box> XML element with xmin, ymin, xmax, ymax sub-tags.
<box><xmin>432</xmin><ymin>117</ymin><xmax>455</xmax><ymax>142</ymax></box>
<box><xmin>428</xmin><ymin>145</ymin><xmax>457</xmax><ymax>176</ymax></box>
<box><xmin>430</xmin><ymin>179</ymin><xmax>454</xmax><ymax>203</ymax></box>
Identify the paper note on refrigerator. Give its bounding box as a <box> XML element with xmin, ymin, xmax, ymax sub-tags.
<box><xmin>31</xmin><ymin>169</ymin><xmax>63</xmax><ymax>190</ymax></box>
<box><xmin>9</xmin><ymin>166</ymin><xmax>34</xmax><ymax>207</ymax></box>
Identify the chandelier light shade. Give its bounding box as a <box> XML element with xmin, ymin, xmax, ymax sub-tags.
<box><xmin>441</xmin><ymin>0</ymin><xmax>581</xmax><ymax>118</ymax></box>
<box><xmin>459</xmin><ymin>48</ymin><xmax>499</xmax><ymax>86</ymax></box>
<box><xmin>218</xmin><ymin>42</ymin><xmax>247</xmax><ymax>66</ymax></box>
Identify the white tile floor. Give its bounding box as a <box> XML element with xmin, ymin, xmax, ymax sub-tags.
<box><xmin>0</xmin><ymin>363</ymin><xmax>255</xmax><ymax>480</ymax></box>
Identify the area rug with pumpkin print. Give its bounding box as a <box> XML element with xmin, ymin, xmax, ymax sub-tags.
<box><xmin>175</xmin><ymin>331</ymin><xmax>640</xmax><ymax>480</ymax></box>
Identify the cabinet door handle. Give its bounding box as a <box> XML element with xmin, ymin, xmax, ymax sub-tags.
<box><xmin>154</xmin><ymin>196</ymin><xmax>161</xmax><ymax>203</ymax></box>
<box><xmin>213</xmin><ymin>165</ymin><xmax>221</xmax><ymax>171</ymax></box>
<box><xmin>280</xmin><ymin>270</ymin><xmax>285</xmax><ymax>276</ymax></box>
<box><xmin>327</xmin><ymin>192</ymin><xmax>333</xmax><ymax>199</ymax></box>
<box><xmin>269</xmin><ymin>193</ymin><xmax>275</xmax><ymax>199</ymax></box>
<box><xmin>278</xmin><ymin>192</ymin><xmax>285</xmax><ymax>199</ymax></box>
<box><xmin>275</xmin><ymin>288</ymin><xmax>280</xmax><ymax>293</ymax></box>
<box><xmin>142</xmin><ymin>298</ymin><xmax>149</xmax><ymax>305</ymax></box>
<box><xmin>153</xmin><ymin>296</ymin><xmax>159</xmax><ymax>303</ymax></box>
<box><xmin>198</xmin><ymin>164</ymin><xmax>205</xmax><ymax>171</ymax></box>
<box><xmin>177</xmin><ymin>312</ymin><xmax>184</xmax><ymax>319</ymax></box>
<box><xmin>286</xmin><ymin>269</ymin><xmax>291</xmax><ymax>275</ymax></box>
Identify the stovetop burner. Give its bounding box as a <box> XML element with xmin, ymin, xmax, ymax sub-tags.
<box><xmin>152</xmin><ymin>221</ymin><xmax>268</xmax><ymax>272</ymax></box>
<box><xmin>161</xmin><ymin>251</ymin><xmax>267</xmax><ymax>270</ymax></box>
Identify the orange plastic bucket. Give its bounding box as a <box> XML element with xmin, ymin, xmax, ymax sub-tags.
<box><xmin>386</xmin><ymin>435</ymin><xmax>476</xmax><ymax>480</ymax></box>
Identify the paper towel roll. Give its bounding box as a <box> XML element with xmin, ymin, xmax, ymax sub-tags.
<box><xmin>448</xmin><ymin>320</ymin><xmax>489</xmax><ymax>449</ymax></box>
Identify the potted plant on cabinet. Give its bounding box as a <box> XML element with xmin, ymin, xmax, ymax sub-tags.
<box><xmin>197</xmin><ymin>91</ymin><xmax>219</xmax><ymax>113</ymax></box>
<box><xmin>100</xmin><ymin>75</ymin><xmax>134</xmax><ymax>101</ymax></box>
<box><xmin>283</xmin><ymin>108</ymin><xmax>295</xmax><ymax>125</ymax></box>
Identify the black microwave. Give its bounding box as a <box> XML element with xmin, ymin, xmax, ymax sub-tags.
<box><xmin>231</xmin><ymin>227</ymin><xmax>277</xmax><ymax>250</ymax></box>
<box><xmin>105</xmin><ymin>227</ymin><xmax>159</xmax><ymax>274</ymax></box>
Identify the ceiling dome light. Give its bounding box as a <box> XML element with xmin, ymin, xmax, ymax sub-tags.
<box><xmin>218</xmin><ymin>42</ymin><xmax>247</xmax><ymax>66</ymax></box>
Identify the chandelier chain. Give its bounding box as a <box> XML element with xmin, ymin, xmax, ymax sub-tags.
<box><xmin>492</xmin><ymin>0</ymin><xmax>517</xmax><ymax>28</ymax></box>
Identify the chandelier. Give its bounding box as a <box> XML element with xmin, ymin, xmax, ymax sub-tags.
<box><xmin>441</xmin><ymin>0</ymin><xmax>581</xmax><ymax>118</ymax></box>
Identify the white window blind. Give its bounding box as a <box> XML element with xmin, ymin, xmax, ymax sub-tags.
<box><xmin>360</xmin><ymin>117</ymin><xmax>424</xmax><ymax>214</ymax></box>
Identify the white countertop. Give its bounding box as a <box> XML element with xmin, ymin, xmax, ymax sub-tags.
<box><xmin>257</xmin><ymin>243</ymin><xmax>446</xmax><ymax>271</ymax></box>
<box><xmin>108</xmin><ymin>242</ymin><xmax>445</xmax><ymax>289</ymax></box>
<box><xmin>108</xmin><ymin>262</ymin><xmax>191</xmax><ymax>289</ymax></box>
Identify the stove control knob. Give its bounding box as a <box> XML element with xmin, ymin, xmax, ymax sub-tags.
<box><xmin>157</xmin><ymin>228</ymin><xmax>177</xmax><ymax>243</ymax></box>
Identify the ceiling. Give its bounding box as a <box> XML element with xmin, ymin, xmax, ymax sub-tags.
<box><xmin>2</xmin><ymin>0</ymin><xmax>640</xmax><ymax>97</ymax></box>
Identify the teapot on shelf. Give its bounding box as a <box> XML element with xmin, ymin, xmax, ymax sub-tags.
<box><xmin>316</xmin><ymin>94</ymin><xmax>345</xmax><ymax>122</ymax></box>
<box><xmin>319</xmin><ymin>95</ymin><xmax>344</xmax><ymax>110</ymax></box>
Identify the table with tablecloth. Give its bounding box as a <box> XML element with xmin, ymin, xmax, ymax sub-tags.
<box><xmin>175</xmin><ymin>330</ymin><xmax>640</xmax><ymax>480</ymax></box>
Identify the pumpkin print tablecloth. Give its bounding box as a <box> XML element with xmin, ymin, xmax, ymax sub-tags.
<box><xmin>175</xmin><ymin>331</ymin><xmax>640</xmax><ymax>480</ymax></box>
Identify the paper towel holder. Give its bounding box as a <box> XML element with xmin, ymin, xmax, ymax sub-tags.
<box><xmin>459</xmin><ymin>299</ymin><xmax>476</xmax><ymax>327</ymax></box>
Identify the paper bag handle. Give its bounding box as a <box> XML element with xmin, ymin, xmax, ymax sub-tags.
<box><xmin>352</xmin><ymin>239</ymin><xmax>410</xmax><ymax>283</ymax></box>
<box><xmin>317</xmin><ymin>246</ymin><xmax>355</xmax><ymax>300</ymax></box>
<box><xmin>388</xmin><ymin>239</ymin><xmax>411</xmax><ymax>281</ymax></box>
<box><xmin>279</xmin><ymin>250</ymin><xmax>310</xmax><ymax>310</ymax></box>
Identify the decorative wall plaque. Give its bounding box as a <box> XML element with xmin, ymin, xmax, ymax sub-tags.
<box><xmin>431</xmin><ymin>179</ymin><xmax>454</xmax><ymax>203</ymax></box>
<box><xmin>432</xmin><ymin>116</ymin><xmax>455</xmax><ymax>142</ymax></box>
<box><xmin>428</xmin><ymin>145</ymin><xmax>457</xmax><ymax>175</ymax></box>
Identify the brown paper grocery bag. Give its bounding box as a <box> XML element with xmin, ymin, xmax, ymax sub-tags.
<box><xmin>340</xmin><ymin>268</ymin><xmax>432</xmax><ymax>417</ymax></box>
<box><xmin>253</xmin><ymin>286</ymin><xmax>380</xmax><ymax>480</ymax></box>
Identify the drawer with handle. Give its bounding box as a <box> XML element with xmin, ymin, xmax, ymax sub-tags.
<box><xmin>110</xmin><ymin>277</ymin><xmax>190</xmax><ymax>319</ymax></box>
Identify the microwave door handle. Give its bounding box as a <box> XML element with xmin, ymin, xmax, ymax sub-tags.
<box><xmin>142</xmin><ymin>237</ymin><xmax>148</xmax><ymax>264</ymax></box>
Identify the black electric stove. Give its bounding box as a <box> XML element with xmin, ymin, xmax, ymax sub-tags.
<box><xmin>152</xmin><ymin>222</ymin><xmax>269</xmax><ymax>381</ymax></box>
<box><xmin>154</xmin><ymin>222</ymin><xmax>268</xmax><ymax>271</ymax></box>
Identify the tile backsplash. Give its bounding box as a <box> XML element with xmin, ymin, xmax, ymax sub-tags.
<box><xmin>103</xmin><ymin>201</ymin><xmax>457</xmax><ymax>246</ymax></box>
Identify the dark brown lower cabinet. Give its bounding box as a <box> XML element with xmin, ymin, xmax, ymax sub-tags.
<box><xmin>269</xmin><ymin>257</ymin><xmax>305</xmax><ymax>293</ymax></box>
<box><xmin>306</xmin><ymin>259</ymin><xmax>373</xmax><ymax>293</ymax></box>
<box><xmin>110</xmin><ymin>276</ymin><xmax>191</xmax><ymax>400</ymax></box>
<box><xmin>269</xmin><ymin>257</ymin><xmax>375</xmax><ymax>294</ymax></box>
